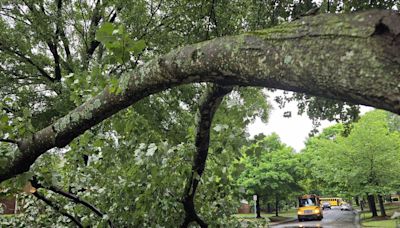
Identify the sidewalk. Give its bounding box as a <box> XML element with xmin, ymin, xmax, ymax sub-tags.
<box><xmin>353</xmin><ymin>209</ymin><xmax>362</xmax><ymax>228</ymax></box>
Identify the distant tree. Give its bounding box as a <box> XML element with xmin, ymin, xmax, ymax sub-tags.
<box><xmin>300</xmin><ymin>124</ymin><xmax>346</xmax><ymax>195</ymax></box>
<box><xmin>236</xmin><ymin>134</ymin><xmax>303</xmax><ymax>217</ymax></box>
<box><xmin>339</xmin><ymin>110</ymin><xmax>400</xmax><ymax>217</ymax></box>
<box><xmin>302</xmin><ymin>110</ymin><xmax>400</xmax><ymax>217</ymax></box>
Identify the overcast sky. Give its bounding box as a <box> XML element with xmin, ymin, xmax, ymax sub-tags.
<box><xmin>247</xmin><ymin>90</ymin><xmax>373</xmax><ymax>152</ymax></box>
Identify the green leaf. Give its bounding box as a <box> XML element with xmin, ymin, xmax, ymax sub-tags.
<box><xmin>128</xmin><ymin>40</ymin><xmax>146</xmax><ymax>55</ymax></box>
<box><xmin>214</xmin><ymin>124</ymin><xmax>223</xmax><ymax>132</ymax></box>
<box><xmin>93</xmin><ymin>139</ymin><xmax>104</xmax><ymax>148</ymax></box>
<box><xmin>284</xmin><ymin>55</ymin><xmax>292</xmax><ymax>64</ymax></box>
<box><xmin>95</xmin><ymin>22</ymin><xmax>116</xmax><ymax>45</ymax></box>
<box><xmin>0</xmin><ymin>115</ymin><xmax>9</xmax><ymax>123</ymax></box>
<box><xmin>146</xmin><ymin>143</ymin><xmax>157</xmax><ymax>156</ymax></box>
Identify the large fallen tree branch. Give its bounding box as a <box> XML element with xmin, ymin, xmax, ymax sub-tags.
<box><xmin>181</xmin><ymin>85</ymin><xmax>232</xmax><ymax>228</ymax></box>
<box><xmin>1</xmin><ymin>9</ymin><xmax>400</xmax><ymax>183</ymax></box>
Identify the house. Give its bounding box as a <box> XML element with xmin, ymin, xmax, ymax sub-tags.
<box><xmin>0</xmin><ymin>182</ymin><xmax>36</xmax><ymax>214</ymax></box>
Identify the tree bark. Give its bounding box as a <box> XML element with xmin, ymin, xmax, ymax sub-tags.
<box><xmin>378</xmin><ymin>194</ymin><xmax>386</xmax><ymax>217</ymax></box>
<box><xmin>256</xmin><ymin>194</ymin><xmax>261</xmax><ymax>218</ymax></box>
<box><xmin>180</xmin><ymin>85</ymin><xmax>232</xmax><ymax>228</ymax></box>
<box><xmin>275</xmin><ymin>195</ymin><xmax>279</xmax><ymax>217</ymax></box>
<box><xmin>355</xmin><ymin>196</ymin><xmax>359</xmax><ymax>206</ymax></box>
<box><xmin>1</xmin><ymin>10</ymin><xmax>400</xmax><ymax>183</ymax></box>
<box><xmin>367</xmin><ymin>194</ymin><xmax>378</xmax><ymax>217</ymax></box>
<box><xmin>360</xmin><ymin>198</ymin><xmax>364</xmax><ymax>211</ymax></box>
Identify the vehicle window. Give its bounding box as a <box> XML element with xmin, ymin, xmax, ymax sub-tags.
<box><xmin>299</xmin><ymin>198</ymin><xmax>316</xmax><ymax>206</ymax></box>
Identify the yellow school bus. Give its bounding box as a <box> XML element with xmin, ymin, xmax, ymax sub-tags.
<box><xmin>297</xmin><ymin>194</ymin><xmax>323</xmax><ymax>221</ymax></box>
<box><xmin>319</xmin><ymin>197</ymin><xmax>343</xmax><ymax>206</ymax></box>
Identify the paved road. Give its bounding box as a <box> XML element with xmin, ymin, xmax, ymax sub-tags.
<box><xmin>271</xmin><ymin>207</ymin><xmax>360</xmax><ymax>228</ymax></box>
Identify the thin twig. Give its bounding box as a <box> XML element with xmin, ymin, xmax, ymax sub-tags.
<box><xmin>31</xmin><ymin>177</ymin><xmax>114</xmax><ymax>227</ymax></box>
<box><xmin>49</xmin><ymin>186</ymin><xmax>114</xmax><ymax>227</ymax></box>
<box><xmin>0</xmin><ymin>138</ymin><xmax>17</xmax><ymax>144</ymax></box>
<box><xmin>0</xmin><ymin>44</ymin><xmax>54</xmax><ymax>82</ymax></box>
<box><xmin>32</xmin><ymin>191</ymin><xmax>83</xmax><ymax>228</ymax></box>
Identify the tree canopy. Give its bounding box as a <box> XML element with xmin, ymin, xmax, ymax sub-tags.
<box><xmin>0</xmin><ymin>0</ymin><xmax>400</xmax><ymax>226</ymax></box>
<box><xmin>0</xmin><ymin>7</ymin><xmax>399</xmax><ymax>183</ymax></box>
<box><xmin>301</xmin><ymin>110</ymin><xmax>400</xmax><ymax>217</ymax></box>
<box><xmin>236</xmin><ymin>133</ymin><xmax>302</xmax><ymax>217</ymax></box>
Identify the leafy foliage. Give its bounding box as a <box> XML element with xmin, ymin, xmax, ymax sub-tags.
<box><xmin>96</xmin><ymin>22</ymin><xmax>146</xmax><ymax>63</ymax></box>
<box><xmin>236</xmin><ymin>134</ymin><xmax>303</xmax><ymax>207</ymax></box>
<box><xmin>0</xmin><ymin>0</ymin><xmax>399</xmax><ymax>226</ymax></box>
<box><xmin>301</xmin><ymin>110</ymin><xmax>400</xmax><ymax>200</ymax></box>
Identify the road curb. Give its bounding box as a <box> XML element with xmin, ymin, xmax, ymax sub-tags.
<box><xmin>268</xmin><ymin>217</ymin><xmax>298</xmax><ymax>227</ymax></box>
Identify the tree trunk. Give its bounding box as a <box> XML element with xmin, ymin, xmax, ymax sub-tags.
<box><xmin>378</xmin><ymin>194</ymin><xmax>386</xmax><ymax>217</ymax></box>
<box><xmin>181</xmin><ymin>197</ymin><xmax>208</xmax><ymax>228</ymax></box>
<box><xmin>355</xmin><ymin>196</ymin><xmax>360</xmax><ymax>206</ymax></box>
<box><xmin>256</xmin><ymin>194</ymin><xmax>261</xmax><ymax>218</ymax></box>
<box><xmin>367</xmin><ymin>194</ymin><xmax>378</xmax><ymax>217</ymax></box>
<box><xmin>275</xmin><ymin>195</ymin><xmax>279</xmax><ymax>217</ymax></box>
<box><xmin>360</xmin><ymin>199</ymin><xmax>364</xmax><ymax>211</ymax></box>
<box><xmin>267</xmin><ymin>202</ymin><xmax>272</xmax><ymax>213</ymax></box>
<box><xmin>1</xmin><ymin>10</ymin><xmax>400</xmax><ymax>183</ymax></box>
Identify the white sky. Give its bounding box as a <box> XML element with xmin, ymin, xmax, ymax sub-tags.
<box><xmin>247</xmin><ymin>90</ymin><xmax>373</xmax><ymax>152</ymax></box>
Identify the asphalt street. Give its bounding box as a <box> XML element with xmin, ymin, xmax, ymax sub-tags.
<box><xmin>271</xmin><ymin>207</ymin><xmax>360</xmax><ymax>228</ymax></box>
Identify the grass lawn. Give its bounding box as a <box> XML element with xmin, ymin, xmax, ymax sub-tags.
<box><xmin>233</xmin><ymin>212</ymin><xmax>269</xmax><ymax>218</ymax></box>
<box><xmin>276</xmin><ymin>209</ymin><xmax>297</xmax><ymax>218</ymax></box>
<box><xmin>362</xmin><ymin>219</ymin><xmax>397</xmax><ymax>227</ymax></box>
<box><xmin>233</xmin><ymin>208</ymin><xmax>297</xmax><ymax>223</ymax></box>
<box><xmin>360</xmin><ymin>202</ymin><xmax>400</xmax><ymax>228</ymax></box>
